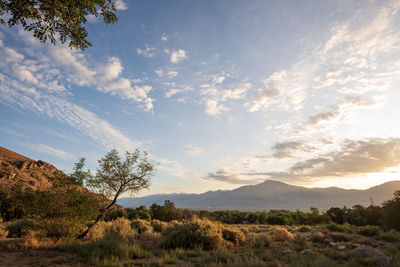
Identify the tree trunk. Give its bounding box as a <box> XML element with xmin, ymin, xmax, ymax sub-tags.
<box><xmin>77</xmin><ymin>195</ymin><xmax>118</xmax><ymax>239</ymax></box>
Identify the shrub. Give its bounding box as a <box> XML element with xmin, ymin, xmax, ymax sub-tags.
<box><xmin>131</xmin><ymin>218</ymin><xmax>152</xmax><ymax>234</ymax></box>
<box><xmin>326</xmin><ymin>223</ymin><xmax>347</xmax><ymax>232</ymax></box>
<box><xmin>21</xmin><ymin>230</ymin><xmax>41</xmax><ymax>248</ymax></box>
<box><xmin>270</xmin><ymin>226</ymin><xmax>293</xmax><ymax>242</ymax></box>
<box><xmin>103</xmin><ymin>208</ymin><xmax>127</xmax><ymax>222</ymax></box>
<box><xmin>356</xmin><ymin>225</ymin><xmax>381</xmax><ymax>237</ymax></box>
<box><xmin>5</xmin><ymin>219</ymin><xmax>32</xmax><ymax>237</ymax></box>
<box><xmin>87</xmin><ymin>218</ymin><xmax>136</xmax><ymax>242</ymax></box>
<box><xmin>293</xmin><ymin>233</ymin><xmax>308</xmax><ymax>251</ymax></box>
<box><xmin>222</xmin><ymin>226</ymin><xmax>246</xmax><ymax>246</ymax></box>
<box><xmin>309</xmin><ymin>231</ymin><xmax>325</xmax><ymax>243</ymax></box>
<box><xmin>0</xmin><ymin>223</ymin><xmax>8</xmax><ymax>238</ymax></box>
<box><xmin>162</xmin><ymin>219</ymin><xmax>225</xmax><ymax>250</ymax></box>
<box><xmin>151</xmin><ymin>219</ymin><xmax>168</xmax><ymax>233</ymax></box>
<box><xmin>246</xmin><ymin>233</ymin><xmax>271</xmax><ymax>248</ymax></box>
<box><xmin>298</xmin><ymin>225</ymin><xmax>311</xmax><ymax>232</ymax></box>
<box><xmin>378</xmin><ymin>229</ymin><xmax>400</xmax><ymax>242</ymax></box>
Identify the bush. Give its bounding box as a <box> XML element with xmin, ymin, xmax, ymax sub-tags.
<box><xmin>5</xmin><ymin>219</ymin><xmax>32</xmax><ymax>237</ymax></box>
<box><xmin>325</xmin><ymin>223</ymin><xmax>353</xmax><ymax>233</ymax></box>
<box><xmin>87</xmin><ymin>218</ymin><xmax>136</xmax><ymax>242</ymax></box>
<box><xmin>309</xmin><ymin>231</ymin><xmax>325</xmax><ymax>243</ymax></box>
<box><xmin>103</xmin><ymin>208</ymin><xmax>127</xmax><ymax>222</ymax></box>
<box><xmin>162</xmin><ymin>219</ymin><xmax>225</xmax><ymax>250</ymax></box>
<box><xmin>0</xmin><ymin>222</ymin><xmax>8</xmax><ymax>238</ymax></box>
<box><xmin>379</xmin><ymin>229</ymin><xmax>400</xmax><ymax>242</ymax></box>
<box><xmin>293</xmin><ymin>233</ymin><xmax>308</xmax><ymax>251</ymax></box>
<box><xmin>131</xmin><ymin>218</ymin><xmax>152</xmax><ymax>234</ymax></box>
<box><xmin>270</xmin><ymin>226</ymin><xmax>293</xmax><ymax>242</ymax></box>
<box><xmin>356</xmin><ymin>225</ymin><xmax>381</xmax><ymax>237</ymax></box>
<box><xmin>246</xmin><ymin>233</ymin><xmax>271</xmax><ymax>248</ymax></box>
<box><xmin>151</xmin><ymin>219</ymin><xmax>168</xmax><ymax>233</ymax></box>
<box><xmin>63</xmin><ymin>234</ymin><xmax>152</xmax><ymax>265</ymax></box>
<box><xmin>298</xmin><ymin>225</ymin><xmax>311</xmax><ymax>232</ymax></box>
<box><xmin>222</xmin><ymin>227</ymin><xmax>245</xmax><ymax>246</ymax></box>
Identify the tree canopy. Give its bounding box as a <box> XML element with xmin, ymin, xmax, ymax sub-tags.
<box><xmin>0</xmin><ymin>0</ymin><xmax>118</xmax><ymax>49</ymax></box>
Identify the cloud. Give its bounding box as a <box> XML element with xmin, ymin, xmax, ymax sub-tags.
<box><xmin>213</xmin><ymin>76</ymin><xmax>225</xmax><ymax>84</ymax></box>
<box><xmin>155</xmin><ymin>69</ymin><xmax>163</xmax><ymax>77</ymax></box>
<box><xmin>165</xmin><ymin>86</ymin><xmax>193</xmax><ymax>98</ymax></box>
<box><xmin>183</xmin><ymin>146</ymin><xmax>203</xmax><ymax>155</ymax></box>
<box><xmin>205</xmin><ymin>99</ymin><xmax>229</xmax><ymax>116</ymax></box>
<box><xmin>101</xmin><ymin>57</ymin><xmax>123</xmax><ymax>80</ymax></box>
<box><xmin>115</xmin><ymin>0</ymin><xmax>128</xmax><ymax>10</ymax></box>
<box><xmin>167</xmin><ymin>71</ymin><xmax>178</xmax><ymax>79</ymax></box>
<box><xmin>161</xmin><ymin>34</ymin><xmax>168</xmax><ymax>41</ymax></box>
<box><xmin>204</xmin><ymin>168</ymin><xmax>262</xmax><ymax>184</ymax></box>
<box><xmin>299</xmin><ymin>96</ymin><xmax>376</xmax><ymax>131</ymax></box>
<box><xmin>170</xmin><ymin>49</ymin><xmax>187</xmax><ymax>63</ymax></box>
<box><xmin>136</xmin><ymin>45</ymin><xmax>156</xmax><ymax>58</ymax></box>
<box><xmin>272</xmin><ymin>141</ymin><xmax>316</xmax><ymax>158</ymax></box>
<box><xmin>26</xmin><ymin>144</ymin><xmax>74</xmax><ymax>159</ymax></box>
<box><xmin>221</xmin><ymin>82</ymin><xmax>251</xmax><ymax>100</ymax></box>
<box><xmin>0</xmin><ymin>80</ymin><xmax>140</xmax><ymax>151</ymax></box>
<box><xmin>246</xmin><ymin>137</ymin><xmax>400</xmax><ymax>181</ymax></box>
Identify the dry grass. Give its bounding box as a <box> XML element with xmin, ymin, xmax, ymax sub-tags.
<box><xmin>0</xmin><ymin>222</ymin><xmax>8</xmax><ymax>238</ymax></box>
<box><xmin>246</xmin><ymin>233</ymin><xmax>271</xmax><ymax>248</ymax></box>
<box><xmin>270</xmin><ymin>226</ymin><xmax>293</xmax><ymax>242</ymax></box>
<box><xmin>87</xmin><ymin>218</ymin><xmax>137</xmax><ymax>242</ymax></box>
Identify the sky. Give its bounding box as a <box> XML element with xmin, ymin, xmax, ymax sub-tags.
<box><xmin>1</xmin><ymin>0</ymin><xmax>400</xmax><ymax>196</ymax></box>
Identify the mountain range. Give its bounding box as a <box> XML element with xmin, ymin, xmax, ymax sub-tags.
<box><xmin>118</xmin><ymin>180</ymin><xmax>400</xmax><ymax>210</ymax></box>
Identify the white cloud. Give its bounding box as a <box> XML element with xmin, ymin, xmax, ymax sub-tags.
<box><xmin>26</xmin><ymin>144</ymin><xmax>74</xmax><ymax>159</ymax></box>
<box><xmin>165</xmin><ymin>86</ymin><xmax>193</xmax><ymax>98</ymax></box>
<box><xmin>213</xmin><ymin>76</ymin><xmax>225</xmax><ymax>84</ymax></box>
<box><xmin>221</xmin><ymin>82</ymin><xmax>251</xmax><ymax>100</ymax></box>
<box><xmin>167</xmin><ymin>71</ymin><xmax>178</xmax><ymax>79</ymax></box>
<box><xmin>183</xmin><ymin>146</ymin><xmax>203</xmax><ymax>155</ymax></box>
<box><xmin>101</xmin><ymin>57</ymin><xmax>123</xmax><ymax>80</ymax></box>
<box><xmin>161</xmin><ymin>34</ymin><xmax>168</xmax><ymax>41</ymax></box>
<box><xmin>136</xmin><ymin>45</ymin><xmax>156</xmax><ymax>58</ymax></box>
<box><xmin>170</xmin><ymin>49</ymin><xmax>187</xmax><ymax>63</ymax></box>
<box><xmin>115</xmin><ymin>0</ymin><xmax>128</xmax><ymax>10</ymax></box>
<box><xmin>205</xmin><ymin>99</ymin><xmax>229</xmax><ymax>116</ymax></box>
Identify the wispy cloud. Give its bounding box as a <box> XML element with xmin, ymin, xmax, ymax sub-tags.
<box><xmin>183</xmin><ymin>146</ymin><xmax>203</xmax><ymax>155</ymax></box>
<box><xmin>204</xmin><ymin>168</ymin><xmax>262</xmax><ymax>184</ymax></box>
<box><xmin>136</xmin><ymin>45</ymin><xmax>156</xmax><ymax>58</ymax></box>
<box><xmin>25</xmin><ymin>144</ymin><xmax>75</xmax><ymax>159</ymax></box>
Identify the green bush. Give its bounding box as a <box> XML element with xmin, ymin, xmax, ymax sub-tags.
<box><xmin>162</xmin><ymin>219</ymin><xmax>225</xmax><ymax>250</ymax></box>
<box><xmin>130</xmin><ymin>218</ymin><xmax>152</xmax><ymax>234</ymax></box>
<box><xmin>222</xmin><ymin>227</ymin><xmax>245</xmax><ymax>246</ymax></box>
<box><xmin>378</xmin><ymin>229</ymin><xmax>400</xmax><ymax>242</ymax></box>
<box><xmin>325</xmin><ymin>223</ymin><xmax>353</xmax><ymax>233</ymax></box>
<box><xmin>309</xmin><ymin>231</ymin><xmax>325</xmax><ymax>243</ymax></box>
<box><xmin>356</xmin><ymin>225</ymin><xmax>381</xmax><ymax>237</ymax></box>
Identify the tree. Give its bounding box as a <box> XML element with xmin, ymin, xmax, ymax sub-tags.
<box><xmin>382</xmin><ymin>190</ymin><xmax>400</xmax><ymax>231</ymax></box>
<box><xmin>78</xmin><ymin>148</ymin><xmax>154</xmax><ymax>239</ymax></box>
<box><xmin>0</xmin><ymin>0</ymin><xmax>118</xmax><ymax>49</ymax></box>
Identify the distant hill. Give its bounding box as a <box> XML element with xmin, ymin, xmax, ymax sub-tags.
<box><xmin>118</xmin><ymin>179</ymin><xmax>400</xmax><ymax>210</ymax></box>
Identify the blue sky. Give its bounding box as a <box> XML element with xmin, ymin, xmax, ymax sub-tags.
<box><xmin>1</xmin><ymin>0</ymin><xmax>400</xmax><ymax>196</ymax></box>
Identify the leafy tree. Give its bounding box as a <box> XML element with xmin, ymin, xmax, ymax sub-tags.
<box><xmin>0</xmin><ymin>0</ymin><xmax>118</xmax><ymax>49</ymax></box>
<box><xmin>78</xmin><ymin>149</ymin><xmax>154</xmax><ymax>239</ymax></box>
<box><xmin>382</xmin><ymin>190</ymin><xmax>400</xmax><ymax>231</ymax></box>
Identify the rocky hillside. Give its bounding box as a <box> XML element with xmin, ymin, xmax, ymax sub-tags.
<box><xmin>0</xmin><ymin>146</ymin><xmax>63</xmax><ymax>190</ymax></box>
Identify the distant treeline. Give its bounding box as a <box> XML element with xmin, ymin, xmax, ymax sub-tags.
<box><xmin>103</xmin><ymin>192</ymin><xmax>400</xmax><ymax>231</ymax></box>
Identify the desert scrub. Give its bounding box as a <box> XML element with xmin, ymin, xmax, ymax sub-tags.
<box><xmin>246</xmin><ymin>233</ymin><xmax>271</xmax><ymax>249</ymax></box>
<box><xmin>356</xmin><ymin>225</ymin><xmax>381</xmax><ymax>237</ymax></box>
<box><xmin>162</xmin><ymin>219</ymin><xmax>231</xmax><ymax>250</ymax></box>
<box><xmin>0</xmin><ymin>219</ymin><xmax>8</xmax><ymax>238</ymax></box>
<box><xmin>298</xmin><ymin>225</ymin><xmax>311</xmax><ymax>232</ymax></box>
<box><xmin>309</xmin><ymin>231</ymin><xmax>325</xmax><ymax>243</ymax></box>
<box><xmin>222</xmin><ymin>226</ymin><xmax>245</xmax><ymax>246</ymax></box>
<box><xmin>325</xmin><ymin>223</ymin><xmax>353</xmax><ymax>233</ymax></box>
<box><xmin>151</xmin><ymin>219</ymin><xmax>168</xmax><ymax>233</ymax></box>
<box><xmin>292</xmin><ymin>233</ymin><xmax>308</xmax><ymax>251</ymax></box>
<box><xmin>379</xmin><ymin>229</ymin><xmax>400</xmax><ymax>242</ymax></box>
<box><xmin>62</xmin><ymin>234</ymin><xmax>152</xmax><ymax>265</ymax></box>
<box><xmin>270</xmin><ymin>226</ymin><xmax>293</xmax><ymax>242</ymax></box>
<box><xmin>5</xmin><ymin>219</ymin><xmax>32</xmax><ymax>237</ymax></box>
<box><xmin>131</xmin><ymin>218</ymin><xmax>152</xmax><ymax>234</ymax></box>
<box><xmin>87</xmin><ymin>217</ymin><xmax>136</xmax><ymax>242</ymax></box>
